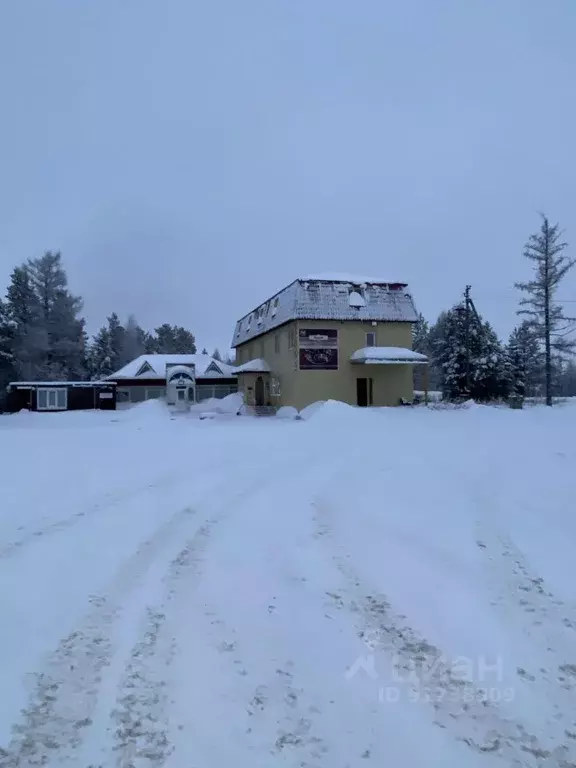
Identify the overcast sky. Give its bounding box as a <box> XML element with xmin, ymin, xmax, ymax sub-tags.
<box><xmin>1</xmin><ymin>0</ymin><xmax>575</xmax><ymax>353</ymax></box>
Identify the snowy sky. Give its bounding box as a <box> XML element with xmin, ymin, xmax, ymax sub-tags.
<box><xmin>1</xmin><ymin>0</ymin><xmax>575</xmax><ymax>352</ymax></box>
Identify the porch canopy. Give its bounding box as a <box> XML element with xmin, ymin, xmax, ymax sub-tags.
<box><xmin>350</xmin><ymin>347</ymin><xmax>428</xmax><ymax>365</ymax></box>
<box><xmin>233</xmin><ymin>358</ymin><xmax>271</xmax><ymax>374</ymax></box>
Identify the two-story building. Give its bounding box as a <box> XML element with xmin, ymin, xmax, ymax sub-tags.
<box><xmin>231</xmin><ymin>274</ymin><xmax>427</xmax><ymax>410</ymax></box>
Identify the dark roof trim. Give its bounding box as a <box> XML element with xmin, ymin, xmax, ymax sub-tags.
<box><xmin>8</xmin><ymin>381</ymin><xmax>116</xmax><ymax>389</ymax></box>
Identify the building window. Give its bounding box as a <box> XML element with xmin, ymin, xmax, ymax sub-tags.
<box><xmin>288</xmin><ymin>328</ymin><xmax>296</xmax><ymax>349</ymax></box>
<box><xmin>145</xmin><ymin>388</ymin><xmax>165</xmax><ymax>400</ymax></box>
<box><xmin>366</xmin><ymin>331</ymin><xmax>376</xmax><ymax>347</ymax></box>
<box><xmin>37</xmin><ymin>387</ymin><xmax>67</xmax><ymax>410</ymax></box>
<box><xmin>260</xmin><ymin>339</ymin><xmax>265</xmax><ymax>357</ymax></box>
<box><xmin>271</xmin><ymin>377</ymin><xmax>281</xmax><ymax>396</ymax></box>
<box><xmin>274</xmin><ymin>333</ymin><xmax>281</xmax><ymax>354</ymax></box>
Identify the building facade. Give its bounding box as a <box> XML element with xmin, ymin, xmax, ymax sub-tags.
<box><xmin>106</xmin><ymin>354</ymin><xmax>238</xmax><ymax>405</ymax></box>
<box><xmin>232</xmin><ymin>275</ymin><xmax>427</xmax><ymax>410</ymax></box>
<box><xmin>4</xmin><ymin>381</ymin><xmax>117</xmax><ymax>413</ymax></box>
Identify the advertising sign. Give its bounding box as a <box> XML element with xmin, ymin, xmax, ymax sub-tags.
<box><xmin>299</xmin><ymin>329</ymin><xmax>338</xmax><ymax>370</ymax></box>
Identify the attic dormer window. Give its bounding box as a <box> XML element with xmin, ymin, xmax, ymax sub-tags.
<box><xmin>348</xmin><ymin>286</ymin><xmax>366</xmax><ymax>308</ymax></box>
<box><xmin>271</xmin><ymin>297</ymin><xmax>279</xmax><ymax>316</ymax></box>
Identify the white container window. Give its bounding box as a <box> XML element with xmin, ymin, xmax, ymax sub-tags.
<box><xmin>366</xmin><ymin>332</ymin><xmax>376</xmax><ymax>347</ymax></box>
<box><xmin>37</xmin><ymin>387</ymin><xmax>67</xmax><ymax>410</ymax></box>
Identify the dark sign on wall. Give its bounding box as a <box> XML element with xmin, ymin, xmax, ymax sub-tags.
<box><xmin>299</xmin><ymin>329</ymin><xmax>338</xmax><ymax>348</ymax></box>
<box><xmin>299</xmin><ymin>329</ymin><xmax>339</xmax><ymax>370</ymax></box>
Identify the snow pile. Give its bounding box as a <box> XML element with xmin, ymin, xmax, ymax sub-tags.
<box><xmin>298</xmin><ymin>400</ymin><xmax>327</xmax><ymax>420</ymax></box>
<box><xmin>190</xmin><ymin>392</ymin><xmax>243</xmax><ymax>417</ymax></box>
<box><xmin>298</xmin><ymin>399</ymin><xmax>369</xmax><ymax>424</ymax></box>
<box><xmin>119</xmin><ymin>398</ymin><xmax>170</xmax><ymax>423</ymax></box>
<box><xmin>276</xmin><ymin>406</ymin><xmax>299</xmax><ymax>420</ymax></box>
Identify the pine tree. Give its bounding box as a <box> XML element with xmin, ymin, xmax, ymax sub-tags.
<box><xmin>201</xmin><ymin>348</ymin><xmax>209</xmax><ymax>355</ymax></box>
<box><xmin>507</xmin><ymin>321</ymin><xmax>543</xmax><ymax>399</ymax></box>
<box><xmin>121</xmin><ymin>314</ymin><xmax>146</xmax><ymax>365</ymax></box>
<box><xmin>412</xmin><ymin>313</ymin><xmax>430</xmax><ymax>392</ymax></box>
<box><xmin>516</xmin><ymin>214</ymin><xmax>575</xmax><ymax>406</ymax></box>
<box><xmin>152</xmin><ymin>324</ymin><xmax>196</xmax><ymax>354</ymax></box>
<box><xmin>212</xmin><ymin>348</ymin><xmax>222</xmax><ymax>361</ymax></box>
<box><xmin>426</xmin><ymin>311</ymin><xmax>449</xmax><ymax>391</ymax></box>
<box><xmin>0</xmin><ymin>298</ymin><xmax>15</xmax><ymax>389</ymax></box>
<box><xmin>4</xmin><ymin>265</ymin><xmax>48</xmax><ymax>380</ymax></box>
<box><xmin>107</xmin><ymin>313</ymin><xmax>126</xmax><ymax>370</ymax></box>
<box><xmin>412</xmin><ymin>313</ymin><xmax>430</xmax><ymax>354</ymax></box>
<box><xmin>435</xmin><ymin>305</ymin><xmax>508</xmax><ymax>402</ymax></box>
<box><xmin>26</xmin><ymin>252</ymin><xmax>86</xmax><ymax>380</ymax></box>
<box><xmin>473</xmin><ymin>322</ymin><xmax>509</xmax><ymax>402</ymax></box>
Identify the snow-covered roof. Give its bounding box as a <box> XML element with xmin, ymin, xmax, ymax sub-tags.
<box><xmin>232</xmin><ymin>277</ymin><xmax>418</xmax><ymax>347</ymax></box>
<box><xmin>233</xmin><ymin>358</ymin><xmax>271</xmax><ymax>374</ymax></box>
<box><xmin>350</xmin><ymin>347</ymin><xmax>428</xmax><ymax>365</ymax></box>
<box><xmin>108</xmin><ymin>354</ymin><xmax>237</xmax><ymax>380</ymax></box>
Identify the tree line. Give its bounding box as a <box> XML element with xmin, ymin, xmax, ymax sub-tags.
<box><xmin>414</xmin><ymin>215</ymin><xmax>576</xmax><ymax>405</ymax></box>
<box><xmin>0</xmin><ymin>251</ymin><xmax>223</xmax><ymax>388</ymax></box>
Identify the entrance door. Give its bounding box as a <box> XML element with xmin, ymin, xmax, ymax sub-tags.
<box><xmin>255</xmin><ymin>376</ymin><xmax>265</xmax><ymax>406</ymax></box>
<box><xmin>356</xmin><ymin>378</ymin><xmax>373</xmax><ymax>407</ymax></box>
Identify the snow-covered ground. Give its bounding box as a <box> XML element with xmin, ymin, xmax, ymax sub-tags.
<box><xmin>1</xmin><ymin>400</ymin><xmax>575</xmax><ymax>767</ymax></box>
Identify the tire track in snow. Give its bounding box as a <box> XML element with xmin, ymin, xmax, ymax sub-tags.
<box><xmin>0</xmin><ymin>448</ymin><xmax>244</xmax><ymax>562</ymax></box>
<box><xmin>83</xmin><ymin>470</ymin><xmax>275</xmax><ymax>768</ymax></box>
<box><xmin>312</xmin><ymin>495</ymin><xmax>576</xmax><ymax>767</ymax></box>
<box><xmin>0</xmin><ymin>472</ymin><xmax>181</xmax><ymax>561</ymax></box>
<box><xmin>0</xmin><ymin>502</ymin><xmax>199</xmax><ymax>768</ymax></box>
<box><xmin>475</xmin><ymin>523</ymin><xmax>576</xmax><ymax>744</ymax></box>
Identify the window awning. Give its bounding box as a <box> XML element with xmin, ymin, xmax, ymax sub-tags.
<box><xmin>350</xmin><ymin>347</ymin><xmax>428</xmax><ymax>365</ymax></box>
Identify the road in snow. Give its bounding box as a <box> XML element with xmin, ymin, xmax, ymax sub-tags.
<box><xmin>1</xmin><ymin>400</ymin><xmax>576</xmax><ymax>767</ymax></box>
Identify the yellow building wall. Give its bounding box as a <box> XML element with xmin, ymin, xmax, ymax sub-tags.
<box><xmin>234</xmin><ymin>319</ymin><xmax>415</xmax><ymax>409</ymax></box>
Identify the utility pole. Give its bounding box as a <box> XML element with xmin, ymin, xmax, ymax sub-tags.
<box><xmin>462</xmin><ymin>285</ymin><xmax>480</xmax><ymax>397</ymax></box>
<box><xmin>464</xmin><ymin>285</ymin><xmax>471</xmax><ymax>396</ymax></box>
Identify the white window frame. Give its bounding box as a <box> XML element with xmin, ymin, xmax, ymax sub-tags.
<box><xmin>274</xmin><ymin>333</ymin><xmax>281</xmax><ymax>354</ymax></box>
<box><xmin>366</xmin><ymin>331</ymin><xmax>376</xmax><ymax>347</ymax></box>
<box><xmin>37</xmin><ymin>387</ymin><xmax>68</xmax><ymax>411</ymax></box>
<box><xmin>271</xmin><ymin>377</ymin><xmax>281</xmax><ymax>396</ymax></box>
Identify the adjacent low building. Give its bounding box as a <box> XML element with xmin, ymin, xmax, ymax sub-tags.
<box><xmin>106</xmin><ymin>354</ymin><xmax>237</xmax><ymax>405</ymax></box>
<box><xmin>4</xmin><ymin>381</ymin><xmax>117</xmax><ymax>413</ymax></box>
<box><xmin>231</xmin><ymin>274</ymin><xmax>428</xmax><ymax>410</ymax></box>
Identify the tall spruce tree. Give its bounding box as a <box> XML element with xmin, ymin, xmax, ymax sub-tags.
<box><xmin>121</xmin><ymin>314</ymin><xmax>146</xmax><ymax>365</ymax></box>
<box><xmin>412</xmin><ymin>313</ymin><xmax>430</xmax><ymax>391</ymax></box>
<box><xmin>435</xmin><ymin>304</ymin><xmax>508</xmax><ymax>402</ymax></box>
<box><xmin>0</xmin><ymin>298</ymin><xmax>15</xmax><ymax>389</ymax></box>
<box><xmin>212</xmin><ymin>348</ymin><xmax>222</xmax><ymax>361</ymax></box>
<box><xmin>516</xmin><ymin>215</ymin><xmax>575</xmax><ymax>405</ymax></box>
<box><xmin>26</xmin><ymin>252</ymin><xmax>86</xmax><ymax>379</ymax></box>
<box><xmin>89</xmin><ymin>313</ymin><xmax>126</xmax><ymax>378</ymax></box>
<box><xmin>5</xmin><ymin>265</ymin><xmax>48</xmax><ymax>380</ymax></box>
<box><xmin>152</xmin><ymin>324</ymin><xmax>196</xmax><ymax>354</ymax></box>
<box><xmin>507</xmin><ymin>321</ymin><xmax>543</xmax><ymax>399</ymax></box>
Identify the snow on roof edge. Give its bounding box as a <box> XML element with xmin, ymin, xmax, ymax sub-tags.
<box><xmin>233</xmin><ymin>358</ymin><xmax>271</xmax><ymax>374</ymax></box>
<box><xmin>350</xmin><ymin>346</ymin><xmax>428</xmax><ymax>364</ymax></box>
<box><xmin>301</xmin><ymin>273</ymin><xmax>406</xmax><ymax>285</ymax></box>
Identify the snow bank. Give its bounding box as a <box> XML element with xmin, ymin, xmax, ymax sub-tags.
<box><xmin>190</xmin><ymin>392</ymin><xmax>243</xmax><ymax>417</ymax></box>
<box><xmin>276</xmin><ymin>406</ymin><xmax>299</xmax><ymax>420</ymax></box>
<box><xmin>299</xmin><ymin>399</ymin><xmax>366</xmax><ymax>423</ymax></box>
<box><xmin>119</xmin><ymin>399</ymin><xmax>170</xmax><ymax>423</ymax></box>
<box><xmin>298</xmin><ymin>400</ymin><xmax>327</xmax><ymax>420</ymax></box>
